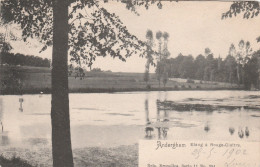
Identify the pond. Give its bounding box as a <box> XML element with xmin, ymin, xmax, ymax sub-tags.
<box><xmin>0</xmin><ymin>91</ymin><xmax>259</xmax><ymax>149</ymax></box>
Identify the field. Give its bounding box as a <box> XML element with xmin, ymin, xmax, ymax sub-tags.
<box><xmin>0</xmin><ymin>66</ymin><xmax>239</xmax><ymax>94</ymax></box>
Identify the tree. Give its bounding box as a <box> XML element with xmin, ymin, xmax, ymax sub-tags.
<box><xmin>161</xmin><ymin>32</ymin><xmax>170</xmax><ymax>87</ymax></box>
<box><xmin>237</xmin><ymin>40</ymin><xmax>253</xmax><ymax>85</ymax></box>
<box><xmin>156</xmin><ymin>31</ymin><xmax>163</xmax><ymax>87</ymax></box>
<box><xmin>203</xmin><ymin>48</ymin><xmax>214</xmax><ymax>81</ymax></box>
<box><xmin>244</xmin><ymin>51</ymin><xmax>260</xmax><ymax>89</ymax></box>
<box><xmin>178</xmin><ymin>55</ymin><xmax>194</xmax><ymax>79</ymax></box>
<box><xmin>228</xmin><ymin>40</ymin><xmax>253</xmax><ymax>86</ymax></box>
<box><xmin>1</xmin><ymin>0</ymin><xmax>163</xmax><ymax>166</ymax></box>
<box><xmin>0</xmin><ymin>33</ymin><xmax>13</xmax><ymax>66</ymax></box>
<box><xmin>156</xmin><ymin>31</ymin><xmax>163</xmax><ymax>60</ymax></box>
<box><xmin>144</xmin><ymin>29</ymin><xmax>154</xmax><ymax>87</ymax></box>
<box><xmin>228</xmin><ymin>43</ymin><xmax>240</xmax><ymax>85</ymax></box>
<box><xmin>155</xmin><ymin>31</ymin><xmax>170</xmax><ymax>87</ymax></box>
<box><xmin>194</xmin><ymin>54</ymin><xmax>206</xmax><ymax>80</ymax></box>
<box><xmin>162</xmin><ymin>71</ymin><xmax>168</xmax><ymax>88</ymax></box>
<box><xmin>224</xmin><ymin>54</ymin><xmax>237</xmax><ymax>84</ymax></box>
<box><xmin>223</xmin><ymin>2</ymin><xmax>260</xmax><ymax>88</ymax></box>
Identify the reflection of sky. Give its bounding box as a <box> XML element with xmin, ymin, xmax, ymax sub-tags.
<box><xmin>0</xmin><ymin>90</ymin><xmax>260</xmax><ymax>148</ymax></box>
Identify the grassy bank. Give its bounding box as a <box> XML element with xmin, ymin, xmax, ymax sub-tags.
<box><xmin>0</xmin><ymin>66</ymin><xmax>241</xmax><ymax>95</ymax></box>
<box><xmin>0</xmin><ymin>87</ymin><xmax>243</xmax><ymax>95</ymax></box>
<box><xmin>0</xmin><ymin>156</ymin><xmax>33</xmax><ymax>167</ymax></box>
<box><xmin>0</xmin><ymin>145</ymin><xmax>138</xmax><ymax>167</ymax></box>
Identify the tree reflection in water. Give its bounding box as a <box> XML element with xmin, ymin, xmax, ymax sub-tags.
<box><xmin>237</xmin><ymin>126</ymin><xmax>250</xmax><ymax>139</ymax></box>
<box><xmin>0</xmin><ymin>98</ymin><xmax>9</xmax><ymax>146</ymax></box>
<box><xmin>145</xmin><ymin>99</ymin><xmax>154</xmax><ymax>139</ymax></box>
<box><xmin>245</xmin><ymin>127</ymin><xmax>249</xmax><ymax>137</ymax></box>
<box><xmin>229</xmin><ymin>127</ymin><xmax>235</xmax><ymax>135</ymax></box>
<box><xmin>144</xmin><ymin>99</ymin><xmax>170</xmax><ymax>140</ymax></box>
<box><xmin>204</xmin><ymin>121</ymin><xmax>210</xmax><ymax>132</ymax></box>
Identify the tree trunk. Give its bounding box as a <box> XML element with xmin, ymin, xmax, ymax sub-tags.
<box><xmin>229</xmin><ymin>71</ymin><xmax>232</xmax><ymax>85</ymax></box>
<box><xmin>236</xmin><ymin>65</ymin><xmax>240</xmax><ymax>86</ymax></box>
<box><xmin>241</xmin><ymin>68</ymin><xmax>245</xmax><ymax>86</ymax></box>
<box><xmin>51</xmin><ymin>0</ymin><xmax>73</xmax><ymax>166</ymax></box>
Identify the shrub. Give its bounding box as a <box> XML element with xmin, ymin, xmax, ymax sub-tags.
<box><xmin>187</xmin><ymin>79</ymin><xmax>195</xmax><ymax>83</ymax></box>
<box><xmin>0</xmin><ymin>156</ymin><xmax>33</xmax><ymax>167</ymax></box>
<box><xmin>146</xmin><ymin>84</ymin><xmax>151</xmax><ymax>89</ymax></box>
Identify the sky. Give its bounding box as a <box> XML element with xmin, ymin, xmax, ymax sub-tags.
<box><xmin>4</xmin><ymin>1</ymin><xmax>260</xmax><ymax>72</ymax></box>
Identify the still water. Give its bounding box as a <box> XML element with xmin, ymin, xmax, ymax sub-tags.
<box><xmin>0</xmin><ymin>91</ymin><xmax>259</xmax><ymax>149</ymax></box>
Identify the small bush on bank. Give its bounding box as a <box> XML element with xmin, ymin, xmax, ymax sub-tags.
<box><xmin>0</xmin><ymin>156</ymin><xmax>33</xmax><ymax>167</ymax></box>
<box><xmin>146</xmin><ymin>84</ymin><xmax>151</xmax><ymax>89</ymax></box>
<box><xmin>187</xmin><ymin>79</ymin><xmax>195</xmax><ymax>83</ymax></box>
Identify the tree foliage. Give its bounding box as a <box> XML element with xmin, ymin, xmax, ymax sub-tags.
<box><xmin>144</xmin><ymin>29</ymin><xmax>154</xmax><ymax>86</ymax></box>
<box><xmin>222</xmin><ymin>1</ymin><xmax>260</xmax><ymax>89</ymax></box>
<box><xmin>164</xmin><ymin>45</ymin><xmax>259</xmax><ymax>89</ymax></box>
<box><xmin>222</xmin><ymin>1</ymin><xmax>260</xmax><ymax>19</ymax></box>
<box><xmin>222</xmin><ymin>1</ymin><xmax>260</xmax><ymax>43</ymax></box>
<box><xmin>1</xmin><ymin>0</ymin><xmax>164</xmax><ymax>68</ymax></box>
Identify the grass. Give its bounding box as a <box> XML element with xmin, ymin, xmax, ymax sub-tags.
<box><xmin>0</xmin><ymin>156</ymin><xmax>33</xmax><ymax>167</ymax></box>
<box><xmin>0</xmin><ymin>66</ymin><xmax>240</xmax><ymax>95</ymax></box>
<box><xmin>0</xmin><ymin>145</ymin><xmax>138</xmax><ymax>167</ymax></box>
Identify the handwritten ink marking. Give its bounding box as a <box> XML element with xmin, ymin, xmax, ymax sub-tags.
<box><xmin>207</xmin><ymin>148</ymin><xmax>215</xmax><ymax>159</ymax></box>
<box><xmin>224</xmin><ymin>158</ymin><xmax>236</xmax><ymax>167</ymax></box>
<box><xmin>191</xmin><ymin>148</ymin><xmax>203</xmax><ymax>159</ymax></box>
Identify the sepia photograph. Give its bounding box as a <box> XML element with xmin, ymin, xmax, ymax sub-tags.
<box><xmin>0</xmin><ymin>0</ymin><xmax>260</xmax><ymax>166</ymax></box>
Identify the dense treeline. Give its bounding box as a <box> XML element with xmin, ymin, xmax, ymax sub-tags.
<box><xmin>162</xmin><ymin>47</ymin><xmax>260</xmax><ymax>89</ymax></box>
<box><xmin>1</xmin><ymin>52</ymin><xmax>50</xmax><ymax>67</ymax></box>
<box><xmin>143</xmin><ymin>31</ymin><xmax>260</xmax><ymax>90</ymax></box>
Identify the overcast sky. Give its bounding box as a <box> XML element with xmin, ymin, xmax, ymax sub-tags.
<box><xmin>7</xmin><ymin>1</ymin><xmax>260</xmax><ymax>72</ymax></box>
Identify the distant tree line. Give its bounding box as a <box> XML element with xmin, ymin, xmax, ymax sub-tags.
<box><xmin>1</xmin><ymin>52</ymin><xmax>51</xmax><ymax>67</ymax></box>
<box><xmin>162</xmin><ymin>41</ymin><xmax>260</xmax><ymax>89</ymax></box>
<box><xmin>143</xmin><ymin>31</ymin><xmax>260</xmax><ymax>90</ymax></box>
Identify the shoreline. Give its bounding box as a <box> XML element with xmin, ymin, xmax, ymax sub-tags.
<box><xmin>0</xmin><ymin>87</ymin><xmax>245</xmax><ymax>95</ymax></box>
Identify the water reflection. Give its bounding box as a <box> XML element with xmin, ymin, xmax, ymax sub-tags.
<box><xmin>147</xmin><ymin>97</ymin><xmax>256</xmax><ymax>140</ymax></box>
<box><xmin>204</xmin><ymin>122</ymin><xmax>210</xmax><ymax>132</ymax></box>
<box><xmin>237</xmin><ymin>126</ymin><xmax>250</xmax><ymax>139</ymax></box>
<box><xmin>245</xmin><ymin>127</ymin><xmax>249</xmax><ymax>137</ymax></box>
<box><xmin>229</xmin><ymin>127</ymin><xmax>235</xmax><ymax>135</ymax></box>
<box><xmin>228</xmin><ymin>126</ymin><xmax>251</xmax><ymax>139</ymax></box>
<box><xmin>19</xmin><ymin>97</ymin><xmax>24</xmax><ymax>112</ymax></box>
<box><xmin>145</xmin><ymin>98</ymin><xmax>154</xmax><ymax>139</ymax></box>
<box><xmin>145</xmin><ymin>99</ymin><xmax>150</xmax><ymax>124</ymax></box>
<box><xmin>145</xmin><ymin>127</ymin><xmax>154</xmax><ymax>139</ymax></box>
<box><xmin>144</xmin><ymin>99</ymin><xmax>170</xmax><ymax>140</ymax></box>
<box><xmin>0</xmin><ymin>91</ymin><xmax>259</xmax><ymax>148</ymax></box>
<box><xmin>1</xmin><ymin>132</ymin><xmax>10</xmax><ymax>146</ymax></box>
<box><xmin>238</xmin><ymin>127</ymin><xmax>244</xmax><ymax>138</ymax></box>
<box><xmin>0</xmin><ymin>98</ymin><xmax>3</xmax><ymax>132</ymax></box>
<box><xmin>0</xmin><ymin>98</ymin><xmax>9</xmax><ymax>146</ymax></box>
